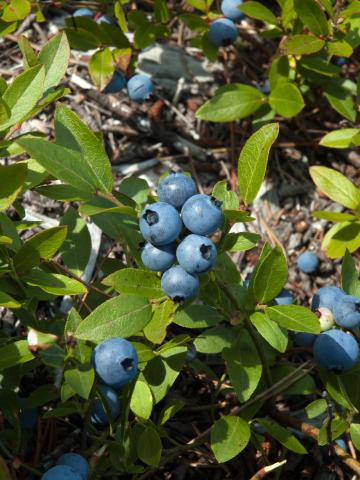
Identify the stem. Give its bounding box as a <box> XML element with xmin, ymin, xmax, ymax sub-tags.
<box><xmin>96</xmin><ymin>190</ymin><xmax>123</xmax><ymax>208</ymax></box>
<box><xmin>0</xmin><ymin>440</ymin><xmax>42</xmax><ymax>477</ymax></box>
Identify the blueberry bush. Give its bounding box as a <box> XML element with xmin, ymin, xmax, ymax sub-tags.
<box><xmin>0</xmin><ymin>1</ymin><xmax>360</xmax><ymax>479</ymax></box>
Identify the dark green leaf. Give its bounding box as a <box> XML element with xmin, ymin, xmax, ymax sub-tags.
<box><xmin>252</xmin><ymin>246</ymin><xmax>287</xmax><ymax>303</ymax></box>
<box><xmin>38</xmin><ymin>32</ymin><xmax>70</xmax><ymax>91</ymax></box>
<box><xmin>258</xmin><ymin>418</ymin><xmax>307</xmax><ymax>453</ymax></box>
<box><xmin>103</xmin><ymin>268</ymin><xmax>163</xmax><ymax>298</ymax></box>
<box><xmin>265</xmin><ymin>305</ymin><xmax>321</xmax><ymax>333</ymax></box>
<box><xmin>0</xmin><ymin>163</ymin><xmax>27</xmax><ymax>211</ymax></box>
<box><xmin>137</xmin><ymin>425</ymin><xmax>162</xmax><ymax>466</ymax></box>
<box><xmin>294</xmin><ymin>0</ymin><xmax>330</xmax><ymax>36</ymax></box>
<box><xmin>23</xmin><ymin>269</ymin><xmax>87</xmax><ymax>295</ymax></box>
<box><xmin>239</xmin><ymin>1</ymin><xmax>278</xmax><ymax>25</ymax></box>
<box><xmin>211</xmin><ymin>416</ymin><xmax>251</xmax><ymax>463</ymax></box>
<box><xmin>250</xmin><ymin>311</ymin><xmax>288</xmax><ymax>352</ymax></box>
<box><xmin>280</xmin><ymin>35</ymin><xmax>325</xmax><ymax>55</ymax></box>
<box><xmin>0</xmin><ymin>341</ymin><xmax>34</xmax><ymax>370</ymax></box>
<box><xmin>174</xmin><ymin>305</ymin><xmax>224</xmax><ymax>329</ymax></box>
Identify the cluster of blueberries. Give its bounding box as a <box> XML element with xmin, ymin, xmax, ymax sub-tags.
<box><xmin>73</xmin><ymin>8</ymin><xmax>154</xmax><ymax>101</ymax></box>
<box><xmin>294</xmin><ymin>286</ymin><xmax>360</xmax><ymax>373</ymax></box>
<box><xmin>209</xmin><ymin>0</ymin><xmax>244</xmax><ymax>47</ymax></box>
<box><xmin>41</xmin><ymin>337</ymin><xmax>138</xmax><ymax>478</ymax></box>
<box><xmin>139</xmin><ymin>172</ymin><xmax>223</xmax><ymax>302</ymax></box>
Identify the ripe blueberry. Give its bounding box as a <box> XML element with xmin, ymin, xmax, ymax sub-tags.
<box><xmin>57</xmin><ymin>453</ymin><xmax>90</xmax><ymax>480</ymax></box>
<box><xmin>333</xmin><ymin>295</ymin><xmax>360</xmax><ymax>329</ymax></box>
<box><xmin>186</xmin><ymin>342</ymin><xmax>197</xmax><ymax>362</ymax></box>
<box><xmin>221</xmin><ymin>0</ymin><xmax>245</xmax><ymax>22</ymax></box>
<box><xmin>176</xmin><ymin>234</ymin><xmax>217</xmax><ymax>274</ymax></box>
<box><xmin>41</xmin><ymin>465</ymin><xmax>82</xmax><ymax>480</ymax></box>
<box><xmin>311</xmin><ymin>286</ymin><xmax>345</xmax><ymax>311</ymax></box>
<box><xmin>92</xmin><ymin>338</ymin><xmax>138</xmax><ymax>389</ymax></box>
<box><xmin>274</xmin><ymin>288</ymin><xmax>294</xmax><ymax>305</ymax></box>
<box><xmin>313</xmin><ymin>329</ymin><xmax>359</xmax><ymax>372</ymax></box>
<box><xmin>96</xmin><ymin>14</ymin><xmax>113</xmax><ymax>24</ymax></box>
<box><xmin>161</xmin><ymin>265</ymin><xmax>199</xmax><ymax>303</ymax></box>
<box><xmin>297</xmin><ymin>251</ymin><xmax>319</xmax><ymax>273</ymax></box>
<box><xmin>181</xmin><ymin>194</ymin><xmax>223</xmax><ymax>236</ymax></box>
<box><xmin>19</xmin><ymin>399</ymin><xmax>37</xmax><ymax>430</ymax></box>
<box><xmin>293</xmin><ymin>332</ymin><xmax>317</xmax><ymax>347</ymax></box>
<box><xmin>158</xmin><ymin>172</ymin><xmax>197</xmax><ymax>209</ymax></box>
<box><xmin>127</xmin><ymin>74</ymin><xmax>154</xmax><ymax>102</ymax></box>
<box><xmin>208</xmin><ymin>18</ymin><xmax>238</xmax><ymax>47</ymax></box>
<box><xmin>140</xmin><ymin>202</ymin><xmax>182</xmax><ymax>246</ymax></box>
<box><xmin>73</xmin><ymin>8</ymin><xmax>93</xmax><ymax>17</ymax></box>
<box><xmin>335</xmin><ymin>438</ymin><xmax>348</xmax><ymax>451</ymax></box>
<box><xmin>140</xmin><ymin>241</ymin><xmax>176</xmax><ymax>272</ymax></box>
<box><xmin>331</xmin><ymin>56</ymin><xmax>347</xmax><ymax>67</ymax></box>
<box><xmin>91</xmin><ymin>385</ymin><xmax>121</xmax><ymax>426</ymax></box>
<box><xmin>104</xmin><ymin>71</ymin><xmax>127</xmax><ymax>94</ymax></box>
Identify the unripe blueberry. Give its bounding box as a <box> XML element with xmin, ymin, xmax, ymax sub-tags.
<box><xmin>91</xmin><ymin>385</ymin><xmax>121</xmax><ymax>426</ymax></box>
<box><xmin>158</xmin><ymin>172</ymin><xmax>197</xmax><ymax>209</ymax></box>
<box><xmin>104</xmin><ymin>71</ymin><xmax>127</xmax><ymax>94</ymax></box>
<box><xmin>176</xmin><ymin>234</ymin><xmax>217</xmax><ymax>274</ymax></box>
<box><xmin>313</xmin><ymin>329</ymin><xmax>359</xmax><ymax>372</ymax></box>
<box><xmin>297</xmin><ymin>251</ymin><xmax>319</xmax><ymax>273</ymax></box>
<box><xmin>139</xmin><ymin>202</ymin><xmax>182</xmax><ymax>246</ymax></box>
<box><xmin>315</xmin><ymin>307</ymin><xmax>335</xmax><ymax>332</ymax></box>
<box><xmin>332</xmin><ymin>295</ymin><xmax>360</xmax><ymax>329</ymax></box>
<box><xmin>311</xmin><ymin>286</ymin><xmax>345</xmax><ymax>311</ymax></box>
<box><xmin>42</xmin><ymin>465</ymin><xmax>82</xmax><ymax>480</ymax></box>
<box><xmin>92</xmin><ymin>338</ymin><xmax>138</xmax><ymax>389</ymax></box>
<box><xmin>181</xmin><ymin>194</ymin><xmax>223</xmax><ymax>236</ymax></box>
<box><xmin>293</xmin><ymin>332</ymin><xmax>317</xmax><ymax>347</ymax></box>
<box><xmin>73</xmin><ymin>8</ymin><xmax>93</xmax><ymax>17</ymax></box>
<box><xmin>221</xmin><ymin>0</ymin><xmax>245</xmax><ymax>22</ymax></box>
<box><xmin>274</xmin><ymin>288</ymin><xmax>294</xmax><ymax>305</ymax></box>
<box><xmin>57</xmin><ymin>453</ymin><xmax>90</xmax><ymax>480</ymax></box>
<box><xmin>127</xmin><ymin>74</ymin><xmax>154</xmax><ymax>102</ymax></box>
<box><xmin>208</xmin><ymin>18</ymin><xmax>238</xmax><ymax>47</ymax></box>
<box><xmin>161</xmin><ymin>265</ymin><xmax>199</xmax><ymax>303</ymax></box>
<box><xmin>140</xmin><ymin>241</ymin><xmax>176</xmax><ymax>272</ymax></box>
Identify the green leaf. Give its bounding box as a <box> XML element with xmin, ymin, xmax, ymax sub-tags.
<box><xmin>294</xmin><ymin>0</ymin><xmax>330</xmax><ymax>36</ymax></box>
<box><xmin>221</xmin><ymin>232</ymin><xmax>260</xmax><ymax>252</ymax></box>
<box><xmin>223</xmin><ymin>331</ymin><xmax>262</xmax><ymax>402</ymax></box>
<box><xmin>269</xmin><ymin>83</ymin><xmax>304</xmax><ymax>118</ymax></box>
<box><xmin>312</xmin><ymin>210</ymin><xmax>356</xmax><ymax>222</ymax></box>
<box><xmin>257</xmin><ymin>418</ymin><xmax>307</xmax><ymax>454</ymax></box>
<box><xmin>265</xmin><ymin>305</ymin><xmax>321</xmax><ymax>333</ymax></box>
<box><xmin>250</xmin><ymin>311</ymin><xmax>288</xmax><ymax>352</ymax></box>
<box><xmin>211</xmin><ymin>416</ymin><xmax>251</xmax><ymax>463</ymax></box>
<box><xmin>23</xmin><ymin>269</ymin><xmax>87</xmax><ymax>295</ymax></box>
<box><xmin>36</xmin><ymin>184</ymin><xmax>91</xmax><ymax>202</ymax></box>
<box><xmin>350</xmin><ymin>424</ymin><xmax>360</xmax><ymax>451</ymax></box>
<box><xmin>269</xmin><ymin>56</ymin><xmax>290</xmax><ymax>90</ymax></box>
<box><xmin>130</xmin><ymin>379</ymin><xmax>153</xmax><ymax>419</ymax></box>
<box><xmin>238</xmin><ymin>123</ymin><xmax>279</xmax><ymax>205</ymax></box>
<box><xmin>280</xmin><ymin>35</ymin><xmax>325</xmax><ymax>55</ymax></box>
<box><xmin>324</xmin><ymin>80</ymin><xmax>357</xmax><ymax>122</ymax></box>
<box><xmin>0</xmin><ymin>340</ymin><xmax>34</xmax><ymax>370</ymax></box>
<box><xmin>103</xmin><ymin>268</ymin><xmax>163</xmax><ymax>298</ymax></box>
<box><xmin>119</xmin><ymin>177</ymin><xmax>149</xmax><ymax>206</ymax></box>
<box><xmin>55</xmin><ymin>104</ymin><xmax>113</xmax><ymax>193</ymax></box>
<box><xmin>18</xmin><ymin>36</ymin><xmax>38</xmax><ymax>69</ymax></box>
<box><xmin>252</xmin><ymin>246</ymin><xmax>288</xmax><ymax>303</ymax></box>
<box><xmin>318</xmin><ymin>418</ymin><xmax>348</xmax><ymax>446</ymax></box>
<box><xmin>342</xmin><ymin>250</ymin><xmax>360</xmax><ymax>297</ymax></box>
<box><xmin>319</xmin><ymin>128</ymin><xmax>360</xmax><ymax>148</ymax></box>
<box><xmin>319</xmin><ymin>370</ymin><xmax>357</xmax><ymax>412</ymax></box>
<box><xmin>223</xmin><ymin>210</ymin><xmax>255</xmax><ymax>223</ymax></box>
<box><xmin>14</xmin><ymin>226</ymin><xmax>67</xmax><ymax>272</ymax></box>
<box><xmin>1</xmin><ymin>65</ymin><xmax>45</xmax><ymax>130</ymax></box>
<box><xmin>137</xmin><ymin>425</ymin><xmax>162</xmax><ymax>466</ymax></box>
<box><xmin>212</xmin><ymin>180</ymin><xmax>238</xmax><ymax>210</ymax></box>
<box><xmin>186</xmin><ymin>0</ymin><xmax>209</xmax><ymax>12</ymax></box>
<box><xmin>143</xmin><ymin>300</ymin><xmax>174</xmax><ymax>344</ymax></box>
<box><xmin>0</xmin><ymin>163</ymin><xmax>27</xmax><ymax>211</ymax></box>
<box><xmin>305</xmin><ymin>399</ymin><xmax>327</xmax><ymax>419</ymax></box>
<box><xmin>154</xmin><ymin>0</ymin><xmax>170</xmax><ymax>23</ymax></box>
<box><xmin>64</xmin><ymin>366</ymin><xmax>94</xmax><ymax>400</ymax></box>
<box><xmin>16</xmin><ymin>138</ymin><xmax>101</xmax><ymax>194</ymax></box>
<box><xmin>0</xmin><ymin>98</ymin><xmax>10</xmax><ymax>124</ymax></box>
<box><xmin>0</xmin><ymin>212</ymin><xmax>21</xmax><ymax>251</ymax></box>
<box><xmin>0</xmin><ymin>292</ymin><xmax>21</xmax><ymax>308</ymax></box>
<box><xmin>75</xmin><ymin>295</ymin><xmax>152</xmax><ymax>343</ymax></box>
<box><xmin>2</xmin><ymin>0</ymin><xmax>30</xmax><ymax>21</ymax></box>
<box><xmin>174</xmin><ymin>305</ymin><xmax>224</xmax><ymax>329</ymax></box>
<box><xmin>196</xmin><ymin>84</ymin><xmax>264</xmax><ymax>122</ymax></box>
<box><xmin>322</xmin><ymin>221</ymin><xmax>360</xmax><ymax>258</ymax></box>
<box><xmin>158</xmin><ymin>399</ymin><xmax>185</xmax><ymax>425</ymax></box>
<box><xmin>310</xmin><ymin>166</ymin><xmax>360</xmax><ymax>209</ymax></box>
<box><xmin>88</xmin><ymin>47</ymin><xmax>115</xmax><ymax>90</ymax></box>
<box><xmin>328</xmin><ymin>39</ymin><xmax>353</xmax><ymax>57</ymax></box>
<box><xmin>38</xmin><ymin>32</ymin><xmax>70</xmax><ymax>91</ymax></box>
<box><xmin>239</xmin><ymin>1</ymin><xmax>278</xmax><ymax>25</ymax></box>
<box><xmin>194</xmin><ymin>326</ymin><xmax>233</xmax><ymax>354</ymax></box>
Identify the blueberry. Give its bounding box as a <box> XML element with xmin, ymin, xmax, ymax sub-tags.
<box><xmin>127</xmin><ymin>74</ymin><xmax>154</xmax><ymax>102</ymax></box>
<box><xmin>91</xmin><ymin>385</ymin><xmax>121</xmax><ymax>426</ymax></box>
<box><xmin>96</xmin><ymin>14</ymin><xmax>114</xmax><ymax>24</ymax></box>
<box><xmin>140</xmin><ymin>241</ymin><xmax>176</xmax><ymax>272</ymax></box>
<box><xmin>313</xmin><ymin>329</ymin><xmax>359</xmax><ymax>372</ymax></box>
<box><xmin>57</xmin><ymin>453</ymin><xmax>90</xmax><ymax>480</ymax></box>
<box><xmin>186</xmin><ymin>342</ymin><xmax>197</xmax><ymax>362</ymax></box>
<box><xmin>158</xmin><ymin>172</ymin><xmax>197</xmax><ymax>209</ymax></box>
<box><xmin>92</xmin><ymin>338</ymin><xmax>138</xmax><ymax>389</ymax></box>
<box><xmin>103</xmin><ymin>71</ymin><xmax>127</xmax><ymax>94</ymax></box>
<box><xmin>311</xmin><ymin>286</ymin><xmax>345</xmax><ymax>311</ymax></box>
<box><xmin>139</xmin><ymin>202</ymin><xmax>182</xmax><ymax>246</ymax></box>
<box><xmin>221</xmin><ymin>0</ymin><xmax>245</xmax><ymax>22</ymax></box>
<box><xmin>161</xmin><ymin>265</ymin><xmax>199</xmax><ymax>303</ymax></box>
<box><xmin>73</xmin><ymin>8</ymin><xmax>93</xmax><ymax>17</ymax></box>
<box><xmin>274</xmin><ymin>288</ymin><xmax>294</xmax><ymax>305</ymax></box>
<box><xmin>181</xmin><ymin>194</ymin><xmax>223</xmax><ymax>236</ymax></box>
<box><xmin>42</xmin><ymin>465</ymin><xmax>83</xmax><ymax>480</ymax></box>
<box><xmin>297</xmin><ymin>251</ymin><xmax>319</xmax><ymax>274</ymax></box>
<box><xmin>176</xmin><ymin>234</ymin><xmax>217</xmax><ymax>274</ymax></box>
<box><xmin>208</xmin><ymin>18</ymin><xmax>238</xmax><ymax>47</ymax></box>
<box><xmin>293</xmin><ymin>332</ymin><xmax>317</xmax><ymax>347</ymax></box>
<box><xmin>335</xmin><ymin>438</ymin><xmax>348</xmax><ymax>451</ymax></box>
<box><xmin>331</xmin><ymin>56</ymin><xmax>347</xmax><ymax>67</ymax></box>
<box><xmin>316</xmin><ymin>307</ymin><xmax>335</xmax><ymax>332</ymax></box>
<box><xmin>19</xmin><ymin>399</ymin><xmax>37</xmax><ymax>430</ymax></box>
<box><xmin>333</xmin><ymin>295</ymin><xmax>360</xmax><ymax>329</ymax></box>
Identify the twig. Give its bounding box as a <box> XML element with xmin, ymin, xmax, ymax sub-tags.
<box><xmin>249</xmin><ymin>460</ymin><xmax>287</xmax><ymax>480</ymax></box>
